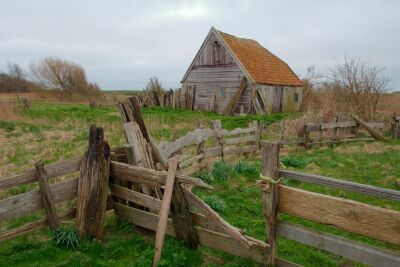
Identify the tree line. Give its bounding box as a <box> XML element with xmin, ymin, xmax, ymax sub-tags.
<box><xmin>0</xmin><ymin>57</ymin><xmax>100</xmax><ymax>96</ymax></box>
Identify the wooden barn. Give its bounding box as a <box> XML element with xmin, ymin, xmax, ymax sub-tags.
<box><xmin>180</xmin><ymin>27</ymin><xmax>303</xmax><ymax>115</ymax></box>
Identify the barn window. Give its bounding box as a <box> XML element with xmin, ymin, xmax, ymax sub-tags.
<box><xmin>294</xmin><ymin>92</ymin><xmax>299</xmax><ymax>103</ymax></box>
<box><xmin>218</xmin><ymin>88</ymin><xmax>225</xmax><ymax>98</ymax></box>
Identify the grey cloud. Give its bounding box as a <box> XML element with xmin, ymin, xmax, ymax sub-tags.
<box><xmin>0</xmin><ymin>0</ymin><xmax>399</xmax><ymax>90</ymax></box>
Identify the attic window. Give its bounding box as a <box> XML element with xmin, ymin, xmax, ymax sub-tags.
<box><xmin>214</xmin><ymin>41</ymin><xmax>220</xmax><ymax>47</ymax></box>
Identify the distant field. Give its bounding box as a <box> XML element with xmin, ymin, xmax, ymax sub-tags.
<box><xmin>378</xmin><ymin>92</ymin><xmax>400</xmax><ymax>114</ymax></box>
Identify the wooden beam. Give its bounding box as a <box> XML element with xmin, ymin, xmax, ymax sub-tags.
<box><xmin>0</xmin><ymin>157</ymin><xmax>81</xmax><ymax>190</ymax></box>
<box><xmin>223</xmin><ymin>77</ymin><xmax>247</xmax><ymax>115</ymax></box>
<box><xmin>109</xmin><ymin>183</ymin><xmax>161</xmax><ymax>211</ymax></box>
<box><xmin>35</xmin><ymin>161</ymin><xmax>59</xmax><ymax>230</ymax></box>
<box><xmin>278</xmin><ymin>185</ymin><xmax>400</xmax><ymax>245</ymax></box>
<box><xmin>279</xmin><ymin>170</ymin><xmax>400</xmax><ymax>201</ymax></box>
<box><xmin>258</xmin><ymin>142</ymin><xmax>280</xmax><ymax>266</ymax></box>
<box><xmin>351</xmin><ymin>114</ymin><xmax>387</xmax><ymax>141</ymax></box>
<box><xmin>110</xmin><ymin>161</ymin><xmax>213</xmax><ymax>189</ymax></box>
<box><xmin>153</xmin><ymin>158</ymin><xmax>178</xmax><ymax>267</ymax></box>
<box><xmin>76</xmin><ymin>125</ymin><xmax>110</xmax><ymax>240</ymax></box>
<box><xmin>181</xmin><ymin>187</ymin><xmax>251</xmax><ymax>249</ymax></box>
<box><xmin>277</xmin><ymin>221</ymin><xmax>400</xmax><ymax>267</ymax></box>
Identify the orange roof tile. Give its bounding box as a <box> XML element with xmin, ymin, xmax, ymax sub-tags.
<box><xmin>218</xmin><ymin>30</ymin><xmax>302</xmax><ymax>86</ymax></box>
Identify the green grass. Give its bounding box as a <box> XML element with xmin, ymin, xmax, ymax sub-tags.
<box><xmin>1</xmin><ymin>100</ymin><xmax>399</xmax><ymax>266</ymax></box>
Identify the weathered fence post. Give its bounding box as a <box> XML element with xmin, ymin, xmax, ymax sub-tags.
<box><xmin>197</xmin><ymin>122</ymin><xmax>206</xmax><ymax>170</ymax></box>
<box><xmin>212</xmin><ymin>120</ymin><xmax>224</xmax><ymax>160</ymax></box>
<box><xmin>392</xmin><ymin>113</ymin><xmax>399</xmax><ymax>140</ymax></box>
<box><xmin>258</xmin><ymin>142</ymin><xmax>280</xmax><ymax>266</ymax></box>
<box><xmin>76</xmin><ymin>124</ymin><xmax>110</xmax><ymax>240</ymax></box>
<box><xmin>35</xmin><ymin>161</ymin><xmax>59</xmax><ymax>230</ymax></box>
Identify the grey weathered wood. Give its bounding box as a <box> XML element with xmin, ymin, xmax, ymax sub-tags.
<box><xmin>35</xmin><ymin>161</ymin><xmax>59</xmax><ymax>230</ymax></box>
<box><xmin>278</xmin><ymin>185</ymin><xmax>400</xmax><ymax>245</ymax></box>
<box><xmin>277</xmin><ymin>221</ymin><xmax>400</xmax><ymax>267</ymax></box>
<box><xmin>351</xmin><ymin>114</ymin><xmax>387</xmax><ymax>141</ymax></box>
<box><xmin>221</xmin><ymin>126</ymin><xmax>257</xmax><ymax>136</ymax></box>
<box><xmin>181</xmin><ymin>186</ymin><xmax>251</xmax><ymax>249</ymax></box>
<box><xmin>212</xmin><ymin>120</ymin><xmax>224</xmax><ymax>161</ymax></box>
<box><xmin>178</xmin><ymin>154</ymin><xmax>205</xmax><ymax>168</ymax></box>
<box><xmin>153</xmin><ymin>158</ymin><xmax>178</xmax><ymax>267</ymax></box>
<box><xmin>223</xmin><ymin>77</ymin><xmax>247</xmax><ymax>115</ymax></box>
<box><xmin>170</xmin><ymin>180</ymin><xmax>199</xmax><ymax>249</ymax></box>
<box><xmin>223</xmin><ymin>135</ymin><xmax>258</xmax><ymax>145</ymax></box>
<box><xmin>259</xmin><ymin>142</ymin><xmax>280</xmax><ymax>266</ymax></box>
<box><xmin>0</xmin><ymin>157</ymin><xmax>81</xmax><ymax>190</ymax></box>
<box><xmin>0</xmin><ymin>178</ymin><xmax>78</xmax><ymax>222</ymax></box>
<box><xmin>110</xmin><ymin>161</ymin><xmax>212</xmax><ymax>189</ymax></box>
<box><xmin>159</xmin><ymin>128</ymin><xmax>216</xmax><ymax>158</ymax></box>
<box><xmin>279</xmin><ymin>170</ymin><xmax>400</xmax><ymax>201</ymax></box>
<box><xmin>109</xmin><ymin>183</ymin><xmax>161</xmax><ymax>211</ymax></box>
<box><xmin>76</xmin><ymin>125</ymin><xmax>110</xmax><ymax>240</ymax></box>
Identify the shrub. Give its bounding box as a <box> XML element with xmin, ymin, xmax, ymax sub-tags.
<box><xmin>281</xmin><ymin>156</ymin><xmax>307</xmax><ymax>168</ymax></box>
<box><xmin>202</xmin><ymin>195</ymin><xmax>227</xmax><ymax>212</ymax></box>
<box><xmin>50</xmin><ymin>226</ymin><xmax>79</xmax><ymax>249</ymax></box>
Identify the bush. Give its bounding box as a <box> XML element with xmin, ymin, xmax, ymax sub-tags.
<box><xmin>202</xmin><ymin>195</ymin><xmax>227</xmax><ymax>212</ymax></box>
<box><xmin>50</xmin><ymin>226</ymin><xmax>79</xmax><ymax>249</ymax></box>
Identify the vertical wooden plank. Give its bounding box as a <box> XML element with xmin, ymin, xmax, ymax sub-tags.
<box><xmin>153</xmin><ymin>157</ymin><xmax>178</xmax><ymax>267</ymax></box>
<box><xmin>259</xmin><ymin>142</ymin><xmax>280</xmax><ymax>265</ymax></box>
<box><xmin>212</xmin><ymin>120</ymin><xmax>224</xmax><ymax>160</ymax></box>
<box><xmin>76</xmin><ymin>124</ymin><xmax>110</xmax><ymax>240</ymax></box>
<box><xmin>35</xmin><ymin>161</ymin><xmax>59</xmax><ymax>230</ymax></box>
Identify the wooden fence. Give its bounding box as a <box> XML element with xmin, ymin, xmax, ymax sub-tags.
<box><xmin>281</xmin><ymin>114</ymin><xmax>386</xmax><ymax>147</ymax></box>
<box><xmin>260</xmin><ymin>142</ymin><xmax>400</xmax><ymax>267</ymax></box>
<box><xmin>158</xmin><ymin>120</ymin><xmax>260</xmax><ymax>175</ymax></box>
<box><xmin>0</xmin><ymin>158</ymin><xmax>81</xmax><ymax>242</ymax></box>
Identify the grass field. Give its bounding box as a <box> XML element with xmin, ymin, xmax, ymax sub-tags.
<box><xmin>0</xmin><ymin>100</ymin><xmax>399</xmax><ymax>266</ymax></box>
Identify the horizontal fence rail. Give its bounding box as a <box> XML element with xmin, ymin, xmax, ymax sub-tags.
<box><xmin>279</xmin><ymin>170</ymin><xmax>400</xmax><ymax>201</ymax></box>
<box><xmin>277</xmin><ymin>221</ymin><xmax>400</xmax><ymax>267</ymax></box>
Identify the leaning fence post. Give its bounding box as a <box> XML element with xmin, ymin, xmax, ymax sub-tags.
<box><xmin>35</xmin><ymin>160</ymin><xmax>59</xmax><ymax>230</ymax></box>
<box><xmin>258</xmin><ymin>142</ymin><xmax>280</xmax><ymax>266</ymax></box>
<box><xmin>76</xmin><ymin>124</ymin><xmax>110</xmax><ymax>240</ymax></box>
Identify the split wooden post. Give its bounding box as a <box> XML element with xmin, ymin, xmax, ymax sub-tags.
<box><xmin>258</xmin><ymin>142</ymin><xmax>280</xmax><ymax>266</ymax></box>
<box><xmin>197</xmin><ymin>122</ymin><xmax>206</xmax><ymax>170</ymax></box>
<box><xmin>76</xmin><ymin>124</ymin><xmax>110</xmax><ymax>240</ymax></box>
<box><xmin>35</xmin><ymin>160</ymin><xmax>59</xmax><ymax>230</ymax></box>
<box><xmin>212</xmin><ymin>120</ymin><xmax>224</xmax><ymax>160</ymax></box>
<box><xmin>153</xmin><ymin>157</ymin><xmax>178</xmax><ymax>267</ymax></box>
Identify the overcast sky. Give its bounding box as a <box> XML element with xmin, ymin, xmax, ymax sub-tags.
<box><xmin>1</xmin><ymin>0</ymin><xmax>399</xmax><ymax>90</ymax></box>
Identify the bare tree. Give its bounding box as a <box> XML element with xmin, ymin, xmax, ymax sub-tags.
<box><xmin>145</xmin><ymin>76</ymin><xmax>164</xmax><ymax>106</ymax></box>
<box><xmin>330</xmin><ymin>55</ymin><xmax>389</xmax><ymax>120</ymax></box>
<box><xmin>300</xmin><ymin>66</ymin><xmax>323</xmax><ymax>112</ymax></box>
<box><xmin>0</xmin><ymin>62</ymin><xmax>36</xmax><ymax>93</ymax></box>
<box><xmin>30</xmin><ymin>57</ymin><xmax>90</xmax><ymax>94</ymax></box>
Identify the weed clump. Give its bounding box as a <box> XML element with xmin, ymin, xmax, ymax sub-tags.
<box><xmin>234</xmin><ymin>160</ymin><xmax>259</xmax><ymax>175</ymax></box>
<box><xmin>281</xmin><ymin>156</ymin><xmax>310</xmax><ymax>168</ymax></box>
<box><xmin>212</xmin><ymin>161</ymin><xmax>233</xmax><ymax>180</ymax></box>
<box><xmin>201</xmin><ymin>195</ymin><xmax>227</xmax><ymax>212</ymax></box>
<box><xmin>195</xmin><ymin>171</ymin><xmax>214</xmax><ymax>184</ymax></box>
<box><xmin>50</xmin><ymin>226</ymin><xmax>79</xmax><ymax>249</ymax></box>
